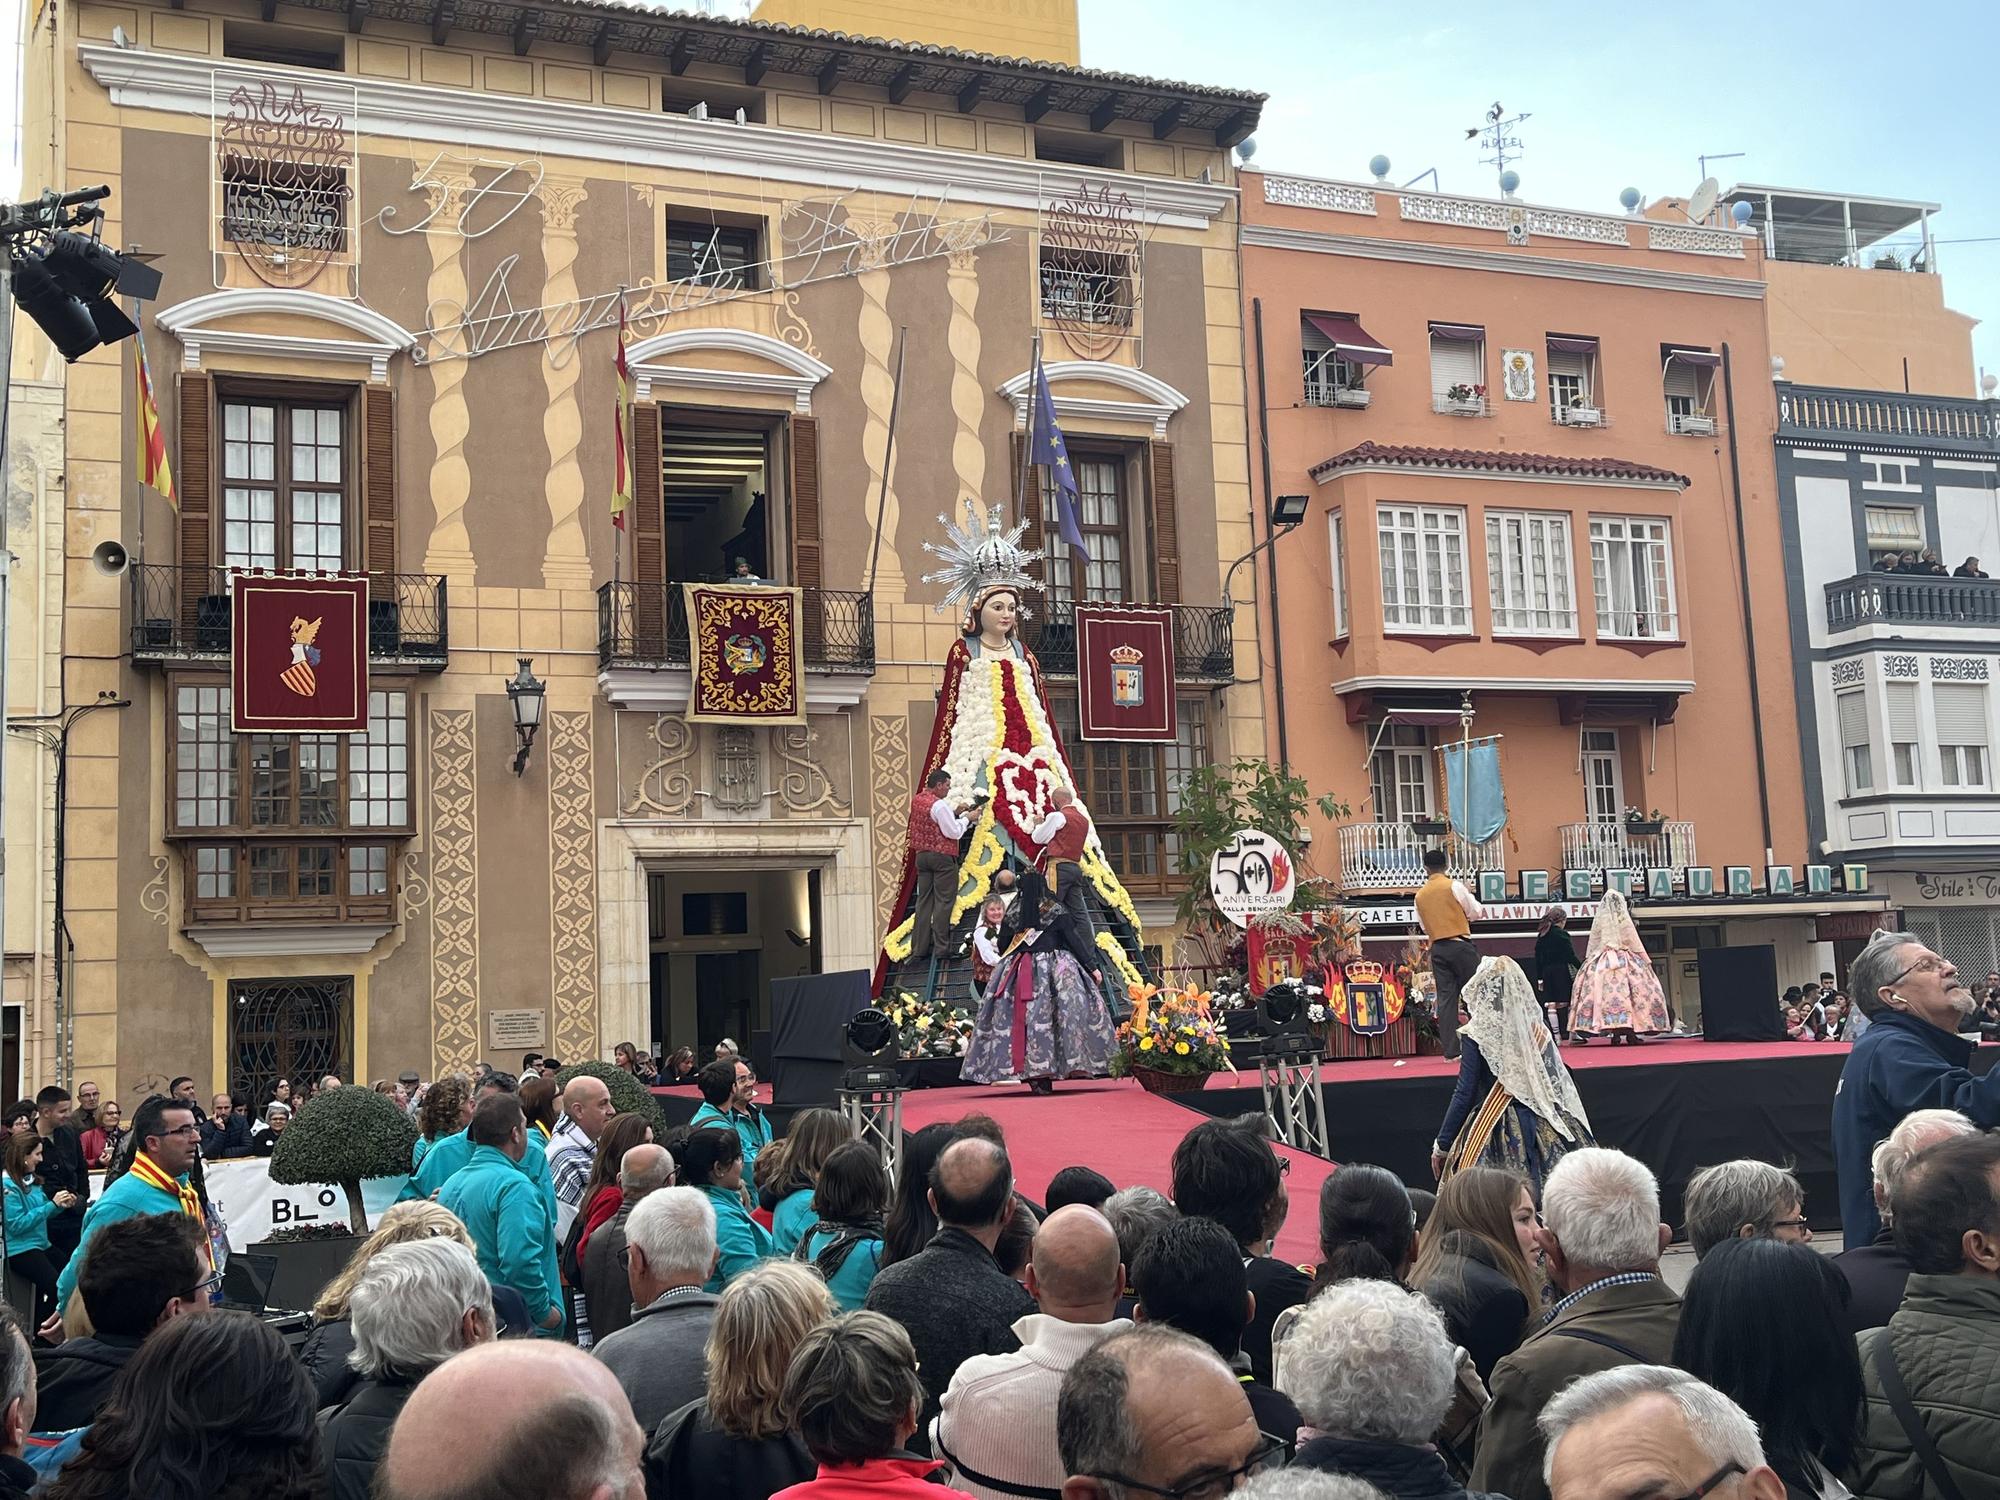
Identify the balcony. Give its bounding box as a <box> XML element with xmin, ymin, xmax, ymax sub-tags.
<box><xmin>1305</xmin><ymin>380</ymin><xmax>1370</xmax><ymax>410</ymax></box>
<box><xmin>1023</xmin><ymin>600</ymin><xmax>1235</xmax><ymax>684</ymax></box>
<box><xmin>1777</xmin><ymin>385</ymin><xmax>1998</xmax><ymax>455</ymax></box>
<box><xmin>596</xmin><ymin>581</ymin><xmax>874</xmax><ymax>673</ymax></box>
<box><xmin>1554</xmin><ymin>404</ymin><xmax>1608</xmax><ymax>429</ymax></box>
<box><xmin>1559</xmin><ymin>820</ymin><xmax>1698</xmax><ymax>874</ymax></box>
<box><xmin>1335</xmin><ymin>821</ymin><xmax>1504</xmax><ymax>893</ymax></box>
<box><xmin>129</xmin><ymin>566</ymin><xmax>448</xmax><ymax>669</ymax></box>
<box><xmin>1824</xmin><ymin>574</ymin><xmax>2000</xmax><ymax>633</ymax></box>
<box><xmin>1667</xmin><ymin>411</ymin><xmax>1718</xmax><ymax>437</ymax></box>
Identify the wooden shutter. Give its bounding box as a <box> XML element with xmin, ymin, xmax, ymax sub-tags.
<box><xmin>631</xmin><ymin>403</ymin><xmax>665</xmax><ymax>655</ymax></box>
<box><xmin>1147</xmin><ymin>440</ymin><xmax>1182</xmax><ymax>604</ymax></box>
<box><xmin>788</xmin><ymin>415</ymin><xmax>822</xmax><ymax>657</ymax></box>
<box><xmin>1012</xmin><ymin>434</ymin><xmax>1046</xmax><ymax>563</ymax></box>
<box><xmin>177</xmin><ymin>371</ymin><xmax>214</xmax><ymax>634</ymax></box>
<box><xmin>363</xmin><ymin>385</ymin><xmax>397</xmax><ymax>576</ymax></box>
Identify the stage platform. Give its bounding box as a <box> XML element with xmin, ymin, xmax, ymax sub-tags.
<box><xmin>658</xmin><ymin>1038</ymin><xmax>1999</xmax><ymax>1239</ymax></box>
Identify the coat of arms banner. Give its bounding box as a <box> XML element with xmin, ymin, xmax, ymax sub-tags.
<box><xmin>1075</xmin><ymin>605</ymin><xmax>1176</xmax><ymax>742</ymax></box>
<box><xmin>230</xmin><ymin>573</ymin><xmax>369</xmax><ymax>734</ymax></box>
<box><xmin>683</xmin><ymin>583</ymin><xmax>806</xmax><ymax>726</ymax></box>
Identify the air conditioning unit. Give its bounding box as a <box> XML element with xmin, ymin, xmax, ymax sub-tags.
<box><xmin>1333</xmin><ymin>387</ymin><xmax>1371</xmax><ymax>409</ymax></box>
<box><xmin>1559</xmin><ymin>405</ymin><xmax>1603</xmax><ymax>427</ymax></box>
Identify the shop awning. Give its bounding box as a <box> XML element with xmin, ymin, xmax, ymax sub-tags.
<box><xmin>1429</xmin><ymin>322</ymin><xmax>1484</xmax><ymax>342</ymax></box>
<box><xmin>1547</xmin><ymin>335</ymin><xmax>1600</xmax><ymax>355</ymax></box>
<box><xmin>1663</xmin><ymin>347</ymin><xmax>1722</xmax><ymax>369</ymax></box>
<box><xmin>1304</xmin><ymin>313</ymin><xmax>1393</xmax><ymax>367</ymax></box>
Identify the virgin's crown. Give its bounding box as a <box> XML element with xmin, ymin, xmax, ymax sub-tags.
<box><xmin>919</xmin><ymin>499</ymin><xmax>1044</xmax><ymax>615</ymax></box>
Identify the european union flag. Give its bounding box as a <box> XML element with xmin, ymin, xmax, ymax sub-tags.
<box><xmin>1030</xmin><ymin>355</ymin><xmax>1089</xmax><ymax>552</ymax></box>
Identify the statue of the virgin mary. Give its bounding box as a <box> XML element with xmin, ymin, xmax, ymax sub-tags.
<box><xmin>874</xmin><ymin>501</ymin><xmax>1146</xmax><ymax>995</ymax></box>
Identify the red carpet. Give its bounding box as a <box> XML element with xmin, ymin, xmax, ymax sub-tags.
<box><xmin>901</xmin><ymin>1078</ymin><xmax>1336</xmax><ymax>1265</ymax></box>
<box><xmin>1296</xmin><ymin>1036</ymin><xmax>1847</xmax><ymax>1084</ymax></box>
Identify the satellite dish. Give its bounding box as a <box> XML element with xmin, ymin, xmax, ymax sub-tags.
<box><xmin>1686</xmin><ymin>177</ymin><xmax>1720</xmax><ymax>224</ymax></box>
<box><xmin>1235</xmin><ymin>136</ymin><xmax>1258</xmax><ymax>164</ymax></box>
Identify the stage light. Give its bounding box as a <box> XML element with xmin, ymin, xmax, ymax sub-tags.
<box><xmin>1256</xmin><ymin>980</ymin><xmax>1320</xmax><ymax>1058</ymax></box>
<box><xmin>42</xmin><ymin>229</ymin><xmax>161</xmax><ymax>302</ymax></box>
<box><xmin>12</xmin><ymin>257</ymin><xmax>100</xmax><ymax>361</ymax></box>
<box><xmin>843</xmin><ymin>1008</ymin><xmax>901</xmax><ymax>1091</ymax></box>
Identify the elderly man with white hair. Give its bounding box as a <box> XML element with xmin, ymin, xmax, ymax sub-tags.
<box><xmin>1277</xmin><ymin>1278</ymin><xmax>1504</xmax><ymax>1499</ymax></box>
<box><xmin>591</xmin><ymin>1184</ymin><xmax>720</xmax><ymax>1431</ymax></box>
<box><xmin>1470</xmin><ymin>1147</ymin><xmax>1679</xmax><ymax>1500</ymax></box>
<box><xmin>1539</xmin><ymin>1364</ymin><xmax>1787</xmax><ymax>1500</ymax></box>
<box><xmin>1833</xmin><ymin>1107</ymin><xmax>1976</xmax><ymax>1334</ymax></box>
<box><xmin>583</xmin><ymin>1141</ymin><xmax>677</xmax><ymax>1343</ymax></box>
<box><xmin>321</xmin><ymin>1236</ymin><xmax>497</xmax><ymax>1500</ymax></box>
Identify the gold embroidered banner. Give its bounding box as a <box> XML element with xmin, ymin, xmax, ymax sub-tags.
<box><xmin>684</xmin><ymin>583</ymin><xmax>806</xmax><ymax>726</ymax></box>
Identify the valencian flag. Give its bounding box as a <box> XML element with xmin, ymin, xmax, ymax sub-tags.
<box><xmin>1029</xmin><ymin>351</ymin><xmax>1088</xmax><ymax>551</ymax></box>
<box><xmin>133</xmin><ymin>330</ymin><xmax>175</xmax><ymax>506</ymax></box>
<box><xmin>611</xmin><ymin>298</ymin><xmax>633</xmax><ymax>532</ymax></box>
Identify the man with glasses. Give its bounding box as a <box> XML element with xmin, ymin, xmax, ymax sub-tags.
<box><xmin>52</xmin><ymin>1096</ymin><xmax>210</xmax><ymax>1325</ymax></box>
<box><xmin>1833</xmin><ymin>930</ymin><xmax>2000</xmax><ymax>1245</ymax></box>
<box><xmin>1539</xmin><ymin>1364</ymin><xmax>1786</xmax><ymax>1500</ymax></box>
<box><xmin>689</xmin><ymin>1057</ymin><xmax>772</xmax><ymax>1174</ymax></box>
<box><xmin>1681</xmin><ymin>1161</ymin><xmax>1811</xmax><ymax>1261</ymax></box>
<box><xmin>1056</xmin><ymin>1324</ymin><xmax>1281</xmax><ymax>1500</ymax></box>
<box><xmin>591</xmin><ymin>1185</ymin><xmax>717</xmax><ymax>1432</ymax></box>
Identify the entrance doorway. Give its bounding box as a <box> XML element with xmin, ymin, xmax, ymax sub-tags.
<box><xmin>663</xmin><ymin>415</ymin><xmax>774</xmax><ymax>581</ymax></box>
<box><xmin>646</xmin><ymin>866</ymin><xmax>818</xmax><ymax>1060</ymax></box>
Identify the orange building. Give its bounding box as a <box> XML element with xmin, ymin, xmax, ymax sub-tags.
<box><xmin>1240</xmin><ymin>167</ymin><xmax>1875</xmax><ymax>1021</ymax></box>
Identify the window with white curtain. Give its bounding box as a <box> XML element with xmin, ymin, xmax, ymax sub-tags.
<box><xmin>1327</xmin><ymin>509</ymin><xmax>1350</xmax><ymax>638</ymax></box>
<box><xmin>1589</xmin><ymin>517</ymin><xmax>1677</xmax><ymax>639</ymax></box>
<box><xmin>1837</xmin><ymin>689</ymin><xmax>1872</xmax><ymax>796</ymax></box>
<box><xmin>1885</xmin><ymin>681</ymin><xmax>1921</xmax><ymax>788</ymax></box>
<box><xmin>1377</xmin><ymin>504</ymin><xmax>1470</xmax><ymax>631</ymax></box>
<box><xmin>1936</xmin><ymin>683</ymin><xmax>1990</xmax><ymax>789</ymax></box>
<box><xmin>1485</xmin><ymin>510</ymin><xmax>1575</xmax><ymax>634</ymax></box>
<box><xmin>1369</xmin><ymin>724</ymin><xmax>1433</xmax><ymax>820</ymax></box>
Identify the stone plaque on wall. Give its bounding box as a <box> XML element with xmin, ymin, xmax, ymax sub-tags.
<box><xmin>488</xmin><ymin>1009</ymin><xmax>548</xmax><ymax>1050</ymax></box>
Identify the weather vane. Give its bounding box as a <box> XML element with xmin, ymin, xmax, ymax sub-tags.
<box><xmin>1467</xmin><ymin>101</ymin><xmax>1530</xmax><ymax>190</ymax></box>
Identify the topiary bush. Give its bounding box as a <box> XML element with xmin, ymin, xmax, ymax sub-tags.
<box><xmin>268</xmin><ymin>1084</ymin><xmax>418</xmax><ymax>1233</ymax></box>
<box><xmin>553</xmin><ymin>1059</ymin><xmax>665</xmax><ymax>1133</ymax></box>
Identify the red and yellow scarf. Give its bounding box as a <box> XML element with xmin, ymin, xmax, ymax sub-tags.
<box><xmin>128</xmin><ymin>1153</ymin><xmax>214</xmax><ymax>1271</ymax></box>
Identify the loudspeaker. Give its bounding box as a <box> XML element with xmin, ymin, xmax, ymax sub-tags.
<box><xmin>1697</xmin><ymin>944</ymin><xmax>1786</xmax><ymax>1042</ymax></box>
<box><xmin>90</xmin><ymin>539</ymin><xmax>128</xmax><ymax>575</ymax></box>
<box><xmin>768</xmin><ymin>971</ymin><xmax>873</xmax><ymax>1108</ymax></box>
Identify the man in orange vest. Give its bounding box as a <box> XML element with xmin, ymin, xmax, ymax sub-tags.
<box><xmin>1415</xmin><ymin>847</ymin><xmax>1484</xmax><ymax>1060</ymax></box>
<box><xmin>909</xmin><ymin>768</ymin><xmax>976</xmax><ymax>959</ymax></box>
<box><xmin>1031</xmin><ymin>785</ymin><xmax>1096</xmax><ymax>933</ymax></box>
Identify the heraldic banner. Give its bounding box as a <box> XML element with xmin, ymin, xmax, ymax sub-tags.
<box><xmin>1075</xmin><ymin>605</ymin><xmax>1177</xmax><ymax>742</ymax></box>
<box><xmin>231</xmin><ymin>574</ymin><xmax>369</xmax><ymax>734</ymax></box>
<box><xmin>684</xmin><ymin>583</ymin><xmax>807</xmax><ymax>726</ymax></box>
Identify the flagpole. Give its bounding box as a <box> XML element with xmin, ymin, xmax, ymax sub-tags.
<box><xmin>1015</xmin><ymin>329</ymin><xmax>1041</xmax><ymax>527</ymax></box>
<box><xmin>613</xmin><ymin>287</ymin><xmax>625</xmax><ymax>597</ymax></box>
<box><xmin>863</xmin><ymin>326</ymin><xmax>907</xmax><ymax>600</ymax></box>
<box><xmin>131</xmin><ymin>299</ymin><xmax>145</xmax><ymax>570</ymax></box>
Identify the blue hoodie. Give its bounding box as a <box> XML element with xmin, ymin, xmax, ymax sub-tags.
<box><xmin>1833</xmin><ymin>1009</ymin><xmax>2000</xmax><ymax>1242</ymax></box>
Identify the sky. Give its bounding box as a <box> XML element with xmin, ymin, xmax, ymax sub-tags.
<box><xmin>4</xmin><ymin>0</ymin><xmax>1995</xmax><ymax>386</ymax></box>
<box><xmin>1078</xmin><ymin>0</ymin><xmax>2000</xmax><ymax>394</ymax></box>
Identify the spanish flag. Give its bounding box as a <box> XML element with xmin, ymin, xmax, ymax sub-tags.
<box><xmin>133</xmin><ymin>329</ymin><xmax>175</xmax><ymax>508</ymax></box>
<box><xmin>611</xmin><ymin>297</ymin><xmax>632</xmax><ymax>532</ymax></box>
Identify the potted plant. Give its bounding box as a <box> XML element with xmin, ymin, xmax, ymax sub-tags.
<box><xmin>553</xmin><ymin>1059</ymin><xmax>666</xmax><ymax>1133</ymax></box>
<box><xmin>1108</xmin><ymin>983</ymin><xmax>1234</xmax><ymax>1094</ymax></box>
<box><xmin>260</xmin><ymin>1084</ymin><xmax>417</xmax><ymax>1309</ymax></box>
<box><xmin>1562</xmin><ymin>391</ymin><xmax>1602</xmax><ymax>426</ymax></box>
<box><xmin>1442</xmin><ymin>382</ymin><xmax>1486</xmax><ymax>415</ymax></box>
<box><xmin>1622</xmin><ymin>806</ymin><xmax>1667</xmax><ymax>837</ymax></box>
<box><xmin>1407</xmin><ymin>816</ymin><xmax>1450</xmax><ymax>837</ymax></box>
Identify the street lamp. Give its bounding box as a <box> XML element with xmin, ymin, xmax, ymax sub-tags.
<box><xmin>505</xmin><ymin>657</ymin><xmax>545</xmax><ymax>775</ymax></box>
<box><xmin>1222</xmin><ymin>494</ymin><xmax>1311</xmax><ymax>607</ymax></box>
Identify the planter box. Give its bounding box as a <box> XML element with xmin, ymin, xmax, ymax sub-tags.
<box><xmin>1560</xmin><ymin>407</ymin><xmax>1603</xmax><ymax>427</ymax></box>
<box><xmin>249</xmin><ymin>1233</ymin><xmax>364</xmax><ymax>1314</ymax></box>
<box><xmin>1624</xmin><ymin>820</ymin><xmax>1666</xmax><ymax>837</ymax></box>
<box><xmin>1332</xmin><ymin>388</ymin><xmax>1371</xmax><ymax>409</ymax></box>
<box><xmin>1129</xmin><ymin>1065</ymin><xmax>1209</xmax><ymax>1095</ymax></box>
<box><xmin>1407</xmin><ymin>819</ymin><xmax>1450</xmax><ymax>837</ymax></box>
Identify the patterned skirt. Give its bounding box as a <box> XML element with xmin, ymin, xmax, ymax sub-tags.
<box><xmin>961</xmin><ymin>949</ymin><xmax>1118</xmax><ymax>1084</ymax></box>
<box><xmin>1441</xmin><ymin>1084</ymin><xmax>1595</xmax><ymax>1204</ymax></box>
<box><xmin>1569</xmin><ymin>950</ymin><xmax>1673</xmax><ymax>1035</ymax></box>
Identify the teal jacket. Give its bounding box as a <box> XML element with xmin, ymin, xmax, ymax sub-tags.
<box><xmin>410</xmin><ymin>1134</ymin><xmax>433</xmax><ymax>1171</ymax></box>
<box><xmin>701</xmin><ymin>1185</ymin><xmax>774</xmax><ymax>1293</ymax></box>
<box><xmin>3</xmin><ymin>1177</ymin><xmax>58</xmax><ymax>1256</ymax></box>
<box><xmin>439</xmin><ymin>1145</ymin><xmax>562</xmax><ymax>1334</ymax></box>
<box><xmin>801</xmin><ymin>1226</ymin><xmax>884</xmax><ymax>1313</ymax></box>
<box><xmin>688</xmin><ymin>1103</ymin><xmax>773</xmax><ymax>1173</ymax></box>
<box><xmin>55</xmin><ymin>1166</ymin><xmax>187</xmax><ymax>1312</ymax></box>
<box><xmin>771</xmin><ymin>1187</ymin><xmax>817</xmax><ymax>1256</ymax></box>
<box><xmin>402</xmin><ymin>1127</ymin><xmax>552</xmax><ymax>1201</ymax></box>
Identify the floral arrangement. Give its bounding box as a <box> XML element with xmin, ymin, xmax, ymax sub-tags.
<box><xmin>1206</xmin><ymin>972</ymin><xmax>1253</xmax><ymax>1013</ymax></box>
<box><xmin>1444</xmin><ymin>382</ymin><xmax>1487</xmax><ymax>403</ymax></box>
<box><xmin>888</xmin><ymin>991</ymin><xmax>975</xmax><ymax>1059</ymax></box>
<box><xmin>1109</xmin><ymin>983</ymin><xmax>1234</xmax><ymax>1079</ymax></box>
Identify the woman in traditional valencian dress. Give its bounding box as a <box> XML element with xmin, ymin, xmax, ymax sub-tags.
<box><xmin>961</xmin><ymin>869</ymin><xmax>1118</xmax><ymax>1094</ymax></box>
<box><xmin>1567</xmin><ymin>889</ymin><xmax>1674</xmax><ymax>1044</ymax></box>
<box><xmin>1431</xmin><ymin>957</ymin><xmax>1595</xmax><ymax>1202</ymax></box>
<box><xmin>876</xmin><ymin>503</ymin><xmax>1145</xmax><ymax>998</ymax></box>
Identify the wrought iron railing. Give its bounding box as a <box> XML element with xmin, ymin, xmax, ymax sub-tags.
<box><xmin>1022</xmin><ymin>600</ymin><xmax>1236</xmax><ymax>683</ymax></box>
<box><xmin>1559</xmin><ymin>820</ymin><xmax>1698</xmax><ymax>874</ymax></box>
<box><xmin>1335</xmin><ymin>822</ymin><xmax>1504</xmax><ymax>892</ymax></box>
<box><xmin>596</xmin><ymin>582</ymin><xmax>875</xmax><ymax>673</ymax></box>
<box><xmin>1825</xmin><ymin>573</ymin><xmax>2000</xmax><ymax>632</ymax></box>
<box><xmin>128</xmin><ymin>565</ymin><xmax>448</xmax><ymax>666</ymax></box>
<box><xmin>1777</xmin><ymin>384</ymin><xmax>1999</xmax><ymax>452</ymax></box>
